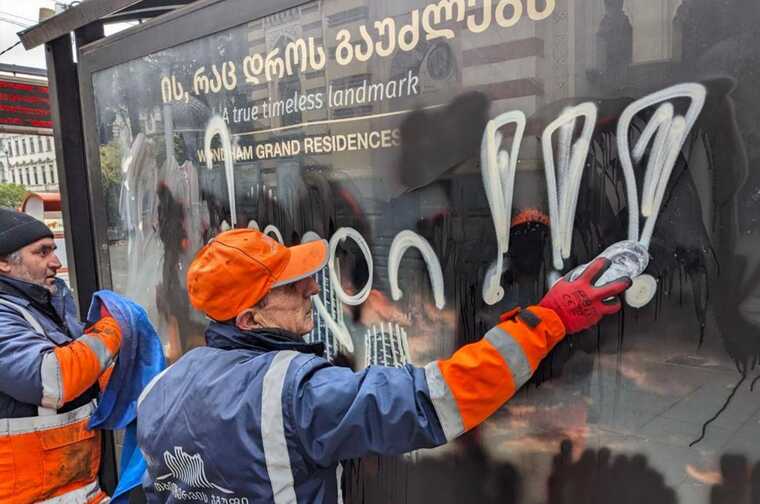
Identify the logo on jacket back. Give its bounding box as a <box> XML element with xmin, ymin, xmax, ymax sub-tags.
<box><xmin>157</xmin><ymin>446</ymin><xmax>233</xmax><ymax>495</ymax></box>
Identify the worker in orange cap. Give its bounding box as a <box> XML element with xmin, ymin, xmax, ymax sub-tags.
<box><xmin>0</xmin><ymin>208</ymin><xmax>121</xmax><ymax>503</ymax></box>
<box><xmin>137</xmin><ymin>228</ymin><xmax>630</xmax><ymax>504</ymax></box>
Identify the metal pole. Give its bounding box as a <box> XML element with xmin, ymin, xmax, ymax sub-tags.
<box><xmin>45</xmin><ymin>22</ymin><xmax>119</xmax><ymax>496</ymax></box>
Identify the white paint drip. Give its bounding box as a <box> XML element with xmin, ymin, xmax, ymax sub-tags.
<box><xmin>302</xmin><ymin>231</ymin><xmax>354</xmax><ymax>353</ymax></box>
<box><xmin>617</xmin><ymin>83</ymin><xmax>706</xmax><ymax>245</ymax></box>
<box><xmin>313</xmin><ymin>287</ymin><xmax>354</xmax><ymax>352</ymax></box>
<box><xmin>120</xmin><ymin>133</ymin><xmax>164</xmax><ymax>315</ymax></box>
<box><xmin>328</xmin><ymin>227</ymin><xmax>373</xmax><ymax>306</ymax></box>
<box><xmin>616</xmin><ymin>83</ymin><xmax>706</xmax><ymax>307</ymax></box>
<box><xmin>400</xmin><ymin>326</ymin><xmax>410</xmax><ymax>364</ymax></box>
<box><xmin>479</xmin><ymin>111</ymin><xmax>526</xmax><ymax>305</ymax></box>
<box><xmin>301</xmin><ymin>230</ymin><xmax>321</xmax><ymax>243</ymax></box>
<box><xmin>364</xmin><ymin>322</ymin><xmax>410</xmax><ymax>368</ymax></box>
<box><xmin>542</xmin><ymin>102</ymin><xmax>598</xmax><ymax>273</ymax></box>
<box><xmin>204</xmin><ymin>115</ymin><xmax>237</xmax><ymax>227</ymax></box>
<box><xmin>388</xmin><ymin>230</ymin><xmax>446</xmax><ymax>309</ymax></box>
<box><xmin>264</xmin><ymin>224</ymin><xmax>284</xmax><ymax>244</ymax></box>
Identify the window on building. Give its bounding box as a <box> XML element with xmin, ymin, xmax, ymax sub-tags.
<box><xmin>30</xmin><ymin>138</ymin><xmax>36</xmax><ymax>154</ymax></box>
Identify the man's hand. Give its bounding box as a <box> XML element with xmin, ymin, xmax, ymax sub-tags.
<box><xmin>539</xmin><ymin>258</ymin><xmax>632</xmax><ymax>334</ymax></box>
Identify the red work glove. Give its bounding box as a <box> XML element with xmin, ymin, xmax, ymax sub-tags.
<box><xmin>539</xmin><ymin>258</ymin><xmax>632</xmax><ymax>334</ymax></box>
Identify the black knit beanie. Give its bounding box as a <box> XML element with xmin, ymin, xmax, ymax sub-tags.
<box><xmin>0</xmin><ymin>208</ymin><xmax>54</xmax><ymax>257</ymax></box>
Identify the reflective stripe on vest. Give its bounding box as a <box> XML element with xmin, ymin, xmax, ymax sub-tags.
<box><xmin>0</xmin><ymin>401</ymin><xmax>104</xmax><ymax>503</ymax></box>
<box><xmin>0</xmin><ymin>297</ymin><xmax>46</xmax><ymax>335</ymax></box>
<box><xmin>0</xmin><ymin>300</ymin><xmax>104</xmax><ymax>503</ymax></box>
<box><xmin>262</xmin><ymin>351</ymin><xmax>299</xmax><ymax>504</ymax></box>
<box><xmin>38</xmin><ymin>480</ymin><xmax>108</xmax><ymax>504</ymax></box>
<box><xmin>0</xmin><ymin>399</ymin><xmax>94</xmax><ymax>436</ymax></box>
<box><xmin>0</xmin><ymin>297</ymin><xmax>58</xmax><ymax>415</ymax></box>
<box><xmin>137</xmin><ymin>364</ymin><xmax>173</xmax><ymax>409</ymax></box>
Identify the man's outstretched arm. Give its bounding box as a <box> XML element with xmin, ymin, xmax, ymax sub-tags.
<box><xmin>292</xmin><ymin>258</ymin><xmax>630</xmax><ymax>464</ymax></box>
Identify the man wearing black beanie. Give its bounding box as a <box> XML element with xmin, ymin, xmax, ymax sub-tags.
<box><xmin>0</xmin><ymin>208</ymin><xmax>123</xmax><ymax>503</ymax></box>
<box><xmin>0</xmin><ymin>208</ymin><xmax>57</xmax><ymax>289</ymax></box>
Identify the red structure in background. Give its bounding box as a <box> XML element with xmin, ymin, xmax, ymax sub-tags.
<box><xmin>20</xmin><ymin>191</ymin><xmax>61</xmax><ymax>213</ymax></box>
<box><xmin>0</xmin><ymin>76</ymin><xmax>52</xmax><ymax>132</ymax></box>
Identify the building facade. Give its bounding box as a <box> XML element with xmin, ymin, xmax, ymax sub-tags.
<box><xmin>0</xmin><ymin>134</ymin><xmax>59</xmax><ymax>192</ymax></box>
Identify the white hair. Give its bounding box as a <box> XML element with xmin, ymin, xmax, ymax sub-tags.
<box><xmin>1</xmin><ymin>250</ymin><xmax>22</xmax><ymax>265</ymax></box>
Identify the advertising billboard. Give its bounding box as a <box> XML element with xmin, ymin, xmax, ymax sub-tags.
<box><xmin>84</xmin><ymin>0</ymin><xmax>760</xmax><ymax>501</ymax></box>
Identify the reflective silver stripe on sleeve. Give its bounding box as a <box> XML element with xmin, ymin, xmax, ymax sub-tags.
<box><xmin>0</xmin><ymin>299</ymin><xmax>61</xmax><ymax>412</ymax></box>
<box><xmin>40</xmin><ymin>351</ymin><xmax>64</xmax><ymax>409</ymax></box>
<box><xmin>262</xmin><ymin>351</ymin><xmax>299</xmax><ymax>504</ymax></box>
<box><xmin>484</xmin><ymin>325</ymin><xmax>533</xmax><ymax>389</ymax></box>
<box><xmin>423</xmin><ymin>361</ymin><xmax>464</xmax><ymax>441</ymax></box>
<box><xmin>80</xmin><ymin>333</ymin><xmax>114</xmax><ymax>369</ymax></box>
<box><xmin>137</xmin><ymin>365</ymin><xmax>173</xmax><ymax>408</ymax></box>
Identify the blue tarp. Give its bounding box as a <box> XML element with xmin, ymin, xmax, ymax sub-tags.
<box><xmin>87</xmin><ymin>290</ymin><xmax>166</xmax><ymax>502</ymax></box>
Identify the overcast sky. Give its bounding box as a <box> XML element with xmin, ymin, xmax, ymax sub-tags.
<box><xmin>0</xmin><ymin>1</ymin><xmax>132</xmax><ymax>71</ymax></box>
<box><xmin>0</xmin><ymin>1</ymin><xmax>71</xmax><ymax>69</ymax></box>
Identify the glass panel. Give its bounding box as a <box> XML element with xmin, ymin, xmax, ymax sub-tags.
<box><xmin>90</xmin><ymin>0</ymin><xmax>760</xmax><ymax>501</ymax></box>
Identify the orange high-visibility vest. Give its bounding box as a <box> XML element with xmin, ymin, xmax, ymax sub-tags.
<box><xmin>0</xmin><ymin>401</ymin><xmax>107</xmax><ymax>503</ymax></box>
<box><xmin>0</xmin><ymin>299</ymin><xmax>108</xmax><ymax>504</ymax></box>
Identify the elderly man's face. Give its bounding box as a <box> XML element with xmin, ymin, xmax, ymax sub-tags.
<box><xmin>237</xmin><ymin>276</ymin><xmax>320</xmax><ymax>335</ymax></box>
<box><xmin>0</xmin><ymin>238</ymin><xmax>62</xmax><ymax>292</ymax></box>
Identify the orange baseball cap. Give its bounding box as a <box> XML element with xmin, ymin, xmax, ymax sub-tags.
<box><xmin>187</xmin><ymin>229</ymin><xmax>328</xmax><ymax>321</ymax></box>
